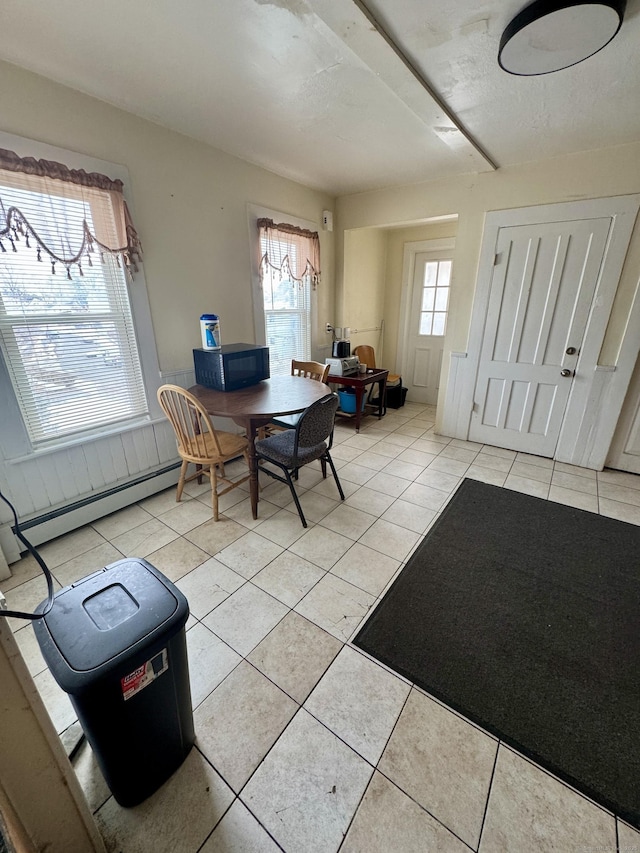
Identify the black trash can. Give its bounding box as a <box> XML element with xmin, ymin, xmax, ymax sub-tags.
<box><xmin>386</xmin><ymin>384</ymin><xmax>408</xmax><ymax>409</ymax></box>
<box><xmin>34</xmin><ymin>557</ymin><xmax>194</xmax><ymax>807</ymax></box>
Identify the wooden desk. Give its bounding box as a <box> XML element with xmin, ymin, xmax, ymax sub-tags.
<box><xmin>189</xmin><ymin>376</ymin><xmax>331</xmax><ymax>519</ymax></box>
<box><xmin>328</xmin><ymin>368</ymin><xmax>388</xmax><ymax>432</ymax></box>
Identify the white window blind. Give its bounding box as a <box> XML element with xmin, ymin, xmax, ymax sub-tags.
<box><xmin>260</xmin><ymin>234</ymin><xmax>311</xmax><ymax>375</ymax></box>
<box><xmin>0</xmin><ymin>181</ymin><xmax>148</xmax><ymax>445</ymax></box>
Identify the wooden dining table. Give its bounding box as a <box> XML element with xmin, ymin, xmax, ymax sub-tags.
<box><xmin>189</xmin><ymin>376</ymin><xmax>332</xmax><ymax>519</ymax></box>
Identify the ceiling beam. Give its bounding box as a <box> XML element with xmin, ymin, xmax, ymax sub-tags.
<box><xmin>350</xmin><ymin>0</ymin><xmax>498</xmax><ymax>171</ymax></box>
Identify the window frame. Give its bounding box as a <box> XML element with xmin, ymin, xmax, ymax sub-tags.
<box><xmin>0</xmin><ymin>131</ymin><xmax>162</xmax><ymax>461</ymax></box>
<box><xmin>417</xmin><ymin>258</ymin><xmax>452</xmax><ymax>338</ymax></box>
<box><xmin>249</xmin><ymin>204</ymin><xmax>318</xmax><ymax>372</ymax></box>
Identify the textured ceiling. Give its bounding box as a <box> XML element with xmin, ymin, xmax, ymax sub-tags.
<box><xmin>0</xmin><ymin>0</ymin><xmax>638</xmax><ymax>195</ymax></box>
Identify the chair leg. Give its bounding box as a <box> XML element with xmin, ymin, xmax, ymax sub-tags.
<box><xmin>325</xmin><ymin>452</ymin><xmax>345</xmax><ymax>501</ymax></box>
<box><xmin>210</xmin><ymin>469</ymin><xmax>220</xmax><ymax>521</ymax></box>
<box><xmin>320</xmin><ymin>458</ymin><xmax>327</xmax><ymax>479</ymax></box>
<box><xmin>176</xmin><ymin>460</ymin><xmax>189</xmax><ymax>502</ymax></box>
<box><xmin>283</xmin><ymin>469</ymin><xmax>307</xmax><ymax>527</ymax></box>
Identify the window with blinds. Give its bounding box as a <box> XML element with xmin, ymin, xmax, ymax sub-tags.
<box><xmin>0</xmin><ymin>182</ymin><xmax>148</xmax><ymax>446</ymax></box>
<box><xmin>259</xmin><ymin>234</ymin><xmax>311</xmax><ymax>375</ymax></box>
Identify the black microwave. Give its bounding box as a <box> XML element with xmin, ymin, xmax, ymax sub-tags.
<box><xmin>193</xmin><ymin>343</ymin><xmax>270</xmax><ymax>391</ymax></box>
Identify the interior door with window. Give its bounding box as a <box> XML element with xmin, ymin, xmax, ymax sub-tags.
<box><xmin>406</xmin><ymin>252</ymin><xmax>452</xmax><ymax>404</ymax></box>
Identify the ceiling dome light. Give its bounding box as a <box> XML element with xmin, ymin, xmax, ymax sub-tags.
<box><xmin>499</xmin><ymin>0</ymin><xmax>626</xmax><ymax>76</ymax></box>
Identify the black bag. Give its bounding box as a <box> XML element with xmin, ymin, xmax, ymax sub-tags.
<box><xmin>369</xmin><ymin>377</ymin><xmax>407</xmax><ymax>410</ymax></box>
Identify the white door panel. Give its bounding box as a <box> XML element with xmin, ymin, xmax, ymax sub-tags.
<box><xmin>412</xmin><ymin>346</ymin><xmax>443</xmax><ymax>391</ymax></box>
<box><xmin>469</xmin><ymin>217</ymin><xmax>611</xmax><ymax>455</ymax></box>
<box><xmin>413</xmin><ymin>346</ymin><xmax>432</xmax><ymax>388</ymax></box>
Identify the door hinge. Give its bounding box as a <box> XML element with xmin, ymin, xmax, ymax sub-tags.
<box><xmin>472</xmin><ymin>401</ymin><xmax>479</xmax><ymax>413</ymax></box>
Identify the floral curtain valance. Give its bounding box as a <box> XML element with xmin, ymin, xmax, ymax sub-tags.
<box><xmin>258</xmin><ymin>218</ymin><xmax>321</xmax><ymax>289</ymax></box>
<box><xmin>0</xmin><ymin>147</ymin><xmax>142</xmax><ymax>280</ymax></box>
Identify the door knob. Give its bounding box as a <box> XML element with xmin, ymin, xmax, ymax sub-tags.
<box><xmin>560</xmin><ymin>368</ymin><xmax>573</xmax><ymax>377</ymax></box>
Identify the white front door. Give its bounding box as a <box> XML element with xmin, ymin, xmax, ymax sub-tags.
<box><xmin>469</xmin><ymin>217</ymin><xmax>612</xmax><ymax>456</ymax></box>
<box><xmin>405</xmin><ymin>250</ymin><xmax>453</xmax><ymax>404</ymax></box>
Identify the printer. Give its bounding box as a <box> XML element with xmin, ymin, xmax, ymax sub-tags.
<box><xmin>325</xmin><ymin>356</ymin><xmax>359</xmax><ymax>376</ymax></box>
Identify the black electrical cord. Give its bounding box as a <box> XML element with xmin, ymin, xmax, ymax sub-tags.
<box><xmin>0</xmin><ymin>488</ymin><xmax>54</xmax><ymax>620</ymax></box>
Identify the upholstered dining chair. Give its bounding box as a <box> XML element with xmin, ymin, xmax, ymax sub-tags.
<box><xmin>254</xmin><ymin>393</ymin><xmax>344</xmax><ymax>527</ymax></box>
<box><xmin>157</xmin><ymin>384</ymin><xmax>250</xmax><ymax>521</ymax></box>
<box><xmin>263</xmin><ymin>359</ymin><xmax>331</xmax><ymax>434</ymax></box>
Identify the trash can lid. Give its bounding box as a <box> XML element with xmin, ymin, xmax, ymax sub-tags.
<box><xmin>37</xmin><ymin>558</ymin><xmax>186</xmax><ymax>673</ymax></box>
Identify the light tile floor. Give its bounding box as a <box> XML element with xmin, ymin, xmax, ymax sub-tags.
<box><xmin>6</xmin><ymin>401</ymin><xmax>640</xmax><ymax>852</ymax></box>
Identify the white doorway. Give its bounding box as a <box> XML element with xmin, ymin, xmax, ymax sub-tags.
<box><xmin>398</xmin><ymin>238</ymin><xmax>455</xmax><ymax>405</ymax></box>
<box><xmin>461</xmin><ymin>195</ymin><xmax>640</xmax><ymax>465</ymax></box>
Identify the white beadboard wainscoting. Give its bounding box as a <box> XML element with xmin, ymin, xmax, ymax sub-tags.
<box><xmin>0</xmin><ymin>367</ymin><xmax>244</xmax><ymax>569</ymax></box>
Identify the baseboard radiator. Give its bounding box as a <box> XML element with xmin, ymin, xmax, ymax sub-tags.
<box><xmin>1</xmin><ymin>463</ymin><xmax>182</xmax><ymax>564</ymax></box>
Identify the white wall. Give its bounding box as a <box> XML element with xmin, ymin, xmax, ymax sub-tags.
<box><xmin>337</xmin><ymin>221</ymin><xmax>458</xmax><ymax>370</ymax></box>
<box><xmin>340</xmin><ymin>228</ymin><xmax>388</xmax><ymax>352</ymax></box>
<box><xmin>0</xmin><ymin>57</ymin><xmax>337</xmax><ymax>847</ymax></box>
<box><xmin>337</xmin><ymin>143</ymin><xmax>640</xmax><ymax>433</ymax></box>
<box><xmin>0</xmin><ymin>60</ymin><xmax>335</xmax><ymax>374</ymax></box>
<box><xmin>0</xmin><ymin>61</ymin><xmax>336</xmax><ymax>558</ymax></box>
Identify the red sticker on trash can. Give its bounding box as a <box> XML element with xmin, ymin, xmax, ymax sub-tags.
<box><xmin>121</xmin><ymin>649</ymin><xmax>168</xmax><ymax>701</ymax></box>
